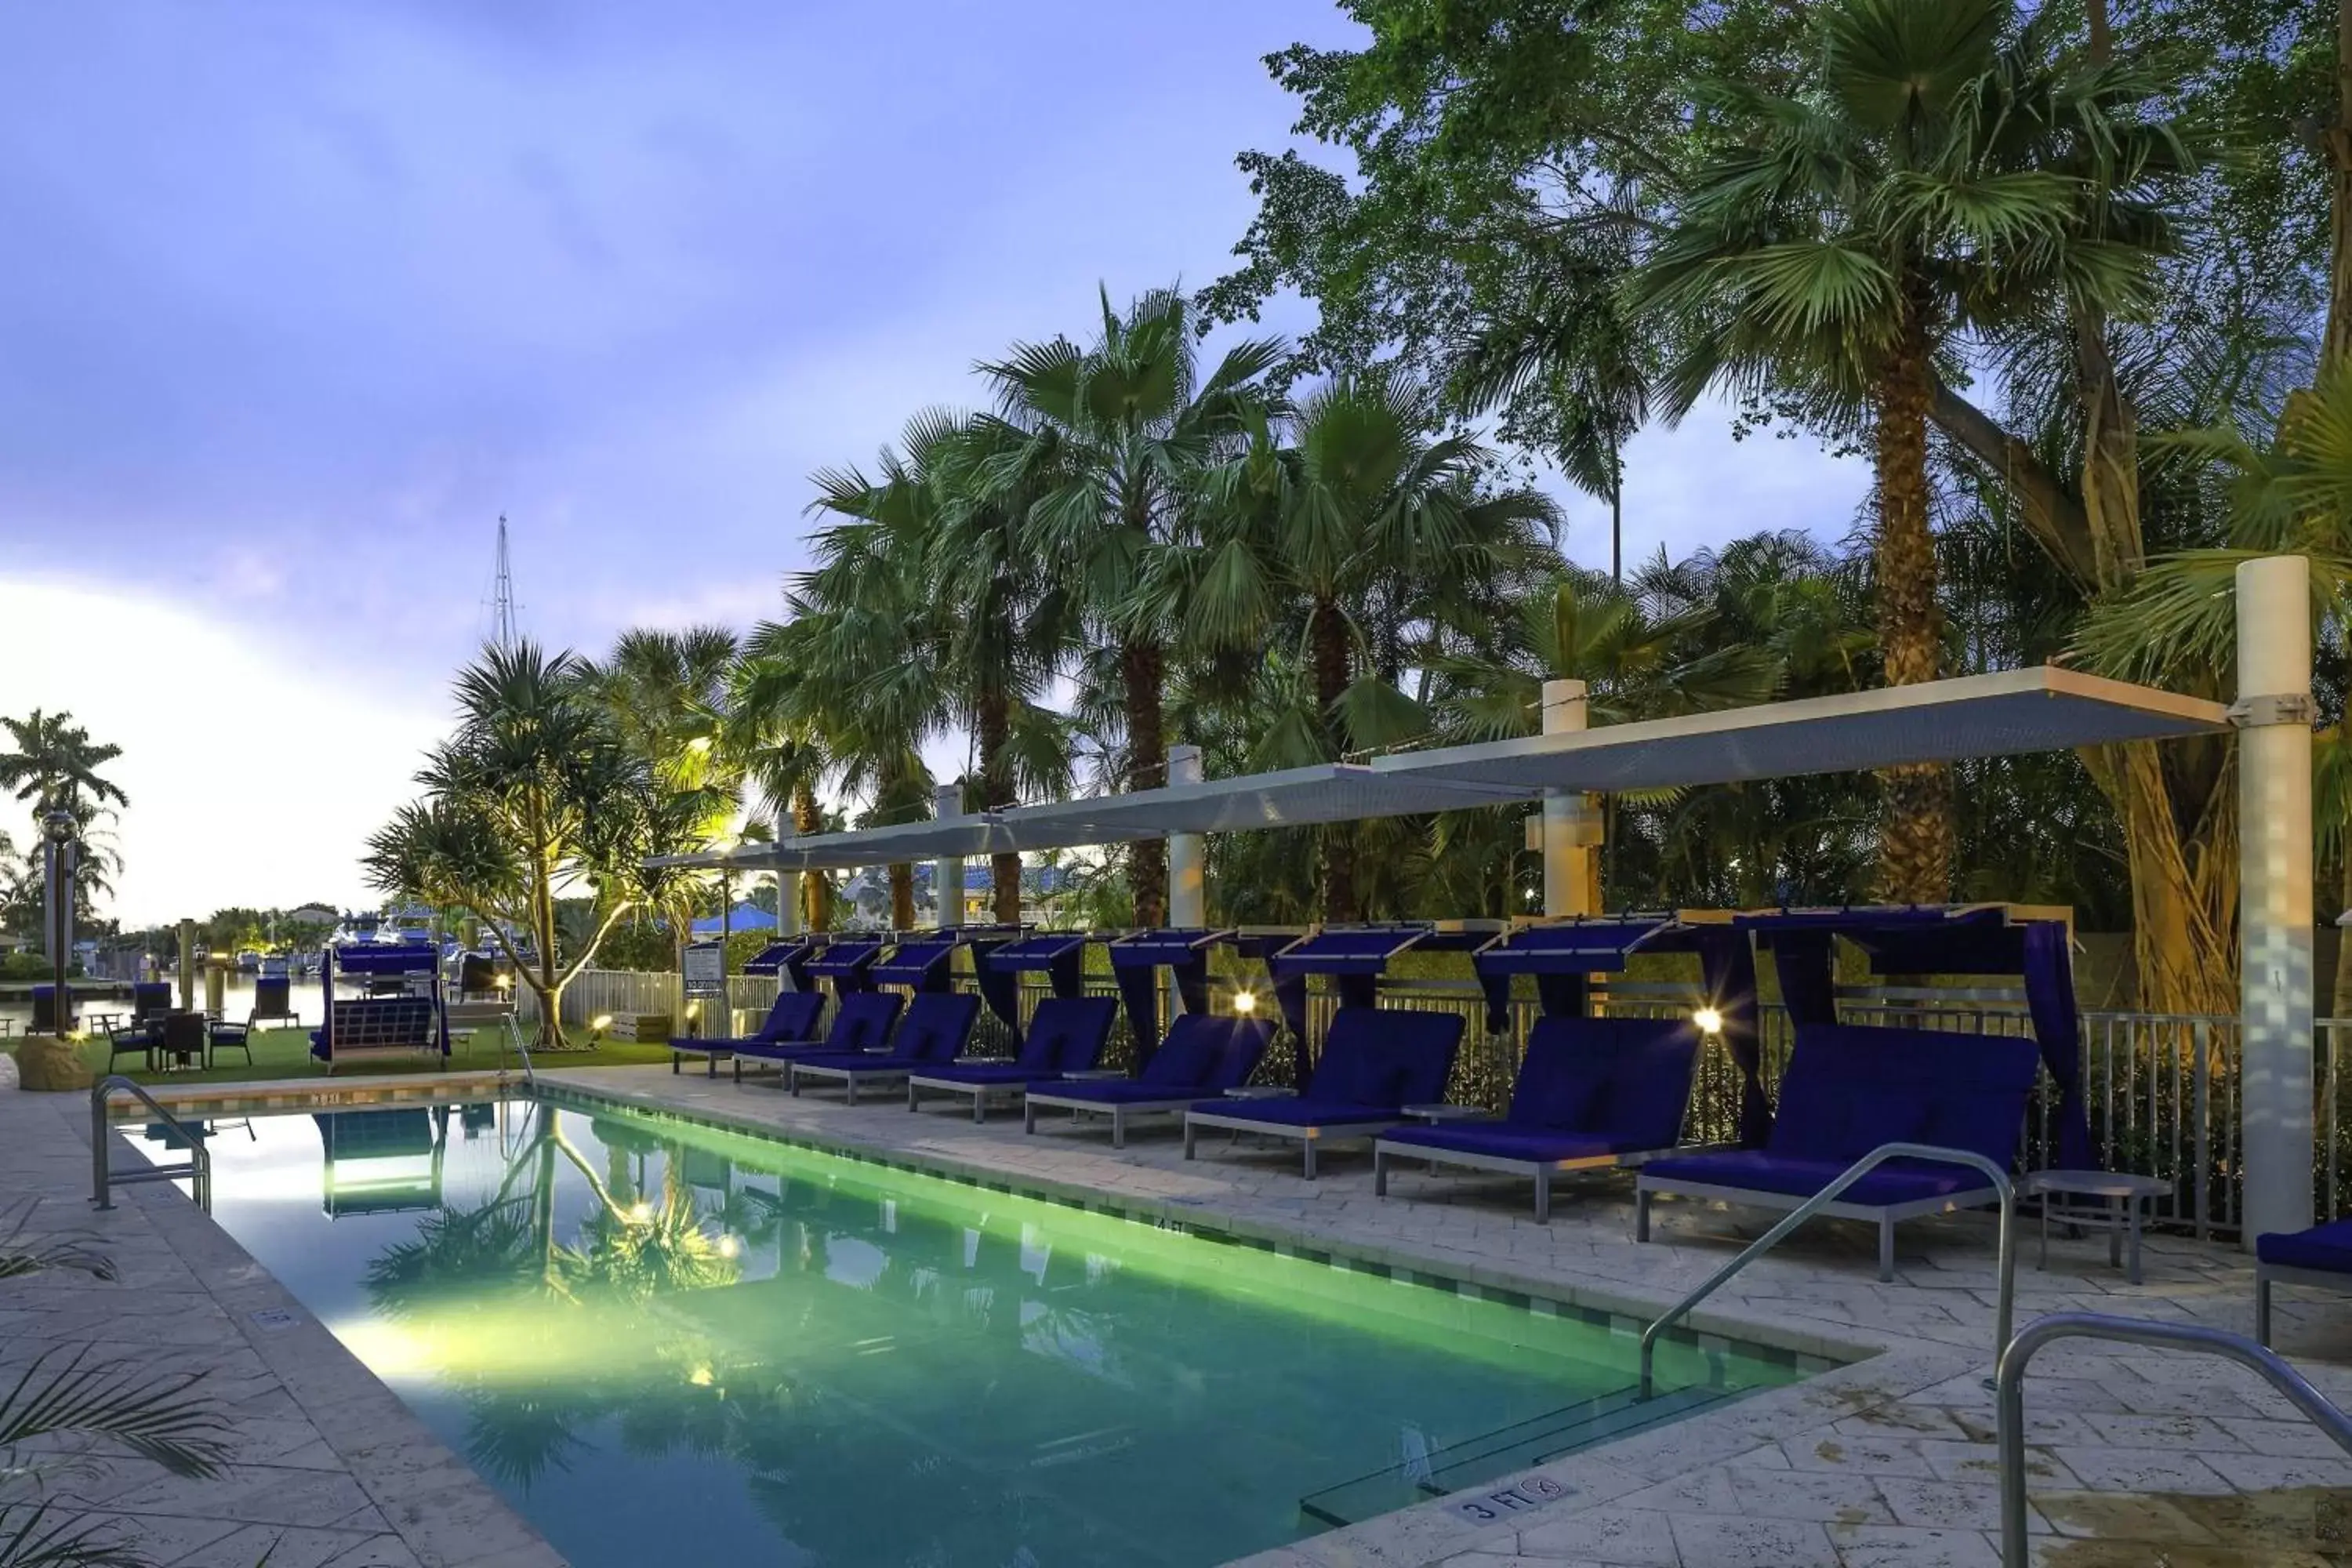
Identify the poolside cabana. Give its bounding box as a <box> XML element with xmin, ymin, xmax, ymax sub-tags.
<box><xmin>648</xmin><ymin>561</ymin><xmax>2315</xmax><ymax>1241</ymax></box>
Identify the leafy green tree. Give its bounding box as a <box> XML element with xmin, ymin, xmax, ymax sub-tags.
<box><xmin>1187</xmin><ymin>367</ymin><xmax>1557</xmax><ymax>914</ymax></box>
<box><xmin>976</xmin><ymin>287</ymin><xmax>1284</xmax><ymax>924</ymax></box>
<box><xmin>363</xmin><ymin>641</ymin><xmax>710</xmax><ymax>1048</ymax></box>
<box><xmin>0</xmin><ymin>709</ymin><xmax>129</xmax><ymax>924</ymax></box>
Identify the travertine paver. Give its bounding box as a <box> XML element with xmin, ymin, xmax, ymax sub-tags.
<box><xmin>0</xmin><ymin>1082</ymin><xmax>561</xmax><ymax>1568</ymax></box>
<box><xmin>519</xmin><ymin>1065</ymin><xmax>2352</xmax><ymax>1568</ymax></box>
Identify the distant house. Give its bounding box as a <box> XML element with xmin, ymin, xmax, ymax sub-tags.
<box><xmin>287</xmin><ymin>903</ymin><xmax>339</xmax><ymax>927</ymax></box>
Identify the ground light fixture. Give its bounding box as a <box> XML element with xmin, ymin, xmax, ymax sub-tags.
<box><xmin>1690</xmin><ymin>1007</ymin><xmax>1724</xmax><ymax>1036</ymax></box>
<box><xmin>1232</xmin><ymin>990</ymin><xmax>1258</xmax><ymax>1014</ymax></box>
<box><xmin>628</xmin><ymin>1201</ymin><xmax>654</xmax><ymax>1224</ymax></box>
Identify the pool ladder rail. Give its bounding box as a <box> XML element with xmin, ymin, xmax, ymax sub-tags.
<box><xmin>1996</xmin><ymin>1314</ymin><xmax>2352</xmax><ymax>1565</ymax></box>
<box><xmin>1637</xmin><ymin>1142</ymin><xmax>2018</xmax><ymax>1398</ymax></box>
<box><xmin>89</xmin><ymin>1074</ymin><xmax>211</xmax><ymax>1213</ymax></box>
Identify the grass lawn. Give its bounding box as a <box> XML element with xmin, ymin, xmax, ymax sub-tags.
<box><xmin>6</xmin><ymin>1025</ymin><xmax>673</xmax><ymax>1087</ymax></box>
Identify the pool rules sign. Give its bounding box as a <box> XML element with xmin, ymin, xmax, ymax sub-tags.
<box><xmin>682</xmin><ymin>942</ymin><xmax>727</xmax><ymax>1036</ymax></box>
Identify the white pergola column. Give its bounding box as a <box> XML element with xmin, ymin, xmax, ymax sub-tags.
<box><xmin>935</xmin><ymin>782</ymin><xmax>964</xmax><ymax>931</ymax></box>
<box><xmin>2238</xmin><ymin>554</ymin><xmax>2316</xmax><ymax>1247</ymax></box>
<box><xmin>1167</xmin><ymin>745</ymin><xmax>1205</xmax><ymax>927</ymax></box>
<box><xmin>1541</xmin><ymin>680</ymin><xmax>1601</xmax><ymax>916</ymax></box>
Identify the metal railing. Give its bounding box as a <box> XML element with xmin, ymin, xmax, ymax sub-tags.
<box><xmin>89</xmin><ymin>1075</ymin><xmax>210</xmax><ymax>1212</ymax></box>
<box><xmin>1996</xmin><ymin>1313</ymin><xmax>2352</xmax><ymax>1566</ymax></box>
<box><xmin>1637</xmin><ymin>1142</ymin><xmax>2016</xmax><ymax>1398</ymax></box>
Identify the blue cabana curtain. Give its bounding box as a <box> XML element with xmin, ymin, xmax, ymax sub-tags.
<box><xmin>1769</xmin><ymin>930</ymin><xmax>1838</xmax><ymax>1025</ymax></box>
<box><xmin>2023</xmin><ymin>920</ymin><xmax>2093</xmax><ymax>1167</ymax></box>
<box><xmin>1695</xmin><ymin>929</ymin><xmax>1769</xmax><ymax>1146</ymax></box>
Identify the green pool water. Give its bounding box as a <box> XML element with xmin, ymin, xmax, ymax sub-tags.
<box><xmin>175</xmin><ymin>1094</ymin><xmax>1806</xmax><ymax>1566</ymax></box>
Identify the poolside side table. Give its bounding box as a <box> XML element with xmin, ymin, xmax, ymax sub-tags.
<box><xmin>2024</xmin><ymin>1170</ymin><xmax>2172</xmax><ymax>1285</ymax></box>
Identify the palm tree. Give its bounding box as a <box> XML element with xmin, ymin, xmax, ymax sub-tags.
<box><xmin>1187</xmin><ymin>368</ymin><xmax>1558</xmax><ymax>916</ymax></box>
<box><xmin>364</xmin><ymin>641</ymin><xmax>708</xmax><ymax>1047</ymax></box>
<box><xmin>582</xmin><ymin>627</ymin><xmax>742</xmax><ymax>997</ymax></box>
<box><xmin>1642</xmin><ymin>0</ymin><xmax>2087</xmax><ymax>902</ymax></box>
<box><xmin>0</xmin><ymin>710</ymin><xmax>127</xmax><ymax>823</ymax></box>
<box><xmin>728</xmin><ymin>619</ymin><xmax>837</xmax><ymax>931</ymax></box>
<box><xmin>977</xmin><ymin>287</ymin><xmax>1285</xmax><ymax>925</ymax></box>
<box><xmin>931</xmin><ymin>417</ymin><xmax>1078</xmax><ymax>924</ymax></box>
<box><xmin>1452</xmin><ymin>259</ymin><xmax>1651</xmax><ymax>583</ymax></box>
<box><xmin>794</xmin><ymin>468</ymin><xmax>952</xmax><ymax>930</ymax></box>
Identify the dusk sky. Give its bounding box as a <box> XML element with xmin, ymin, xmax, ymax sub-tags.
<box><xmin>0</xmin><ymin>2</ymin><xmax>1864</xmax><ymax>925</ymax></box>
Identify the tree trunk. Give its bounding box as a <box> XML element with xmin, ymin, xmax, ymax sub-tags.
<box><xmin>976</xmin><ymin>689</ymin><xmax>1022</xmax><ymax>925</ymax></box>
<box><xmin>1123</xmin><ymin>638</ymin><xmax>1168</xmax><ymax>927</ymax></box>
<box><xmin>792</xmin><ymin>783</ymin><xmax>829</xmax><ymax>930</ymax></box>
<box><xmin>1872</xmin><ymin>299</ymin><xmax>1954</xmax><ymax>903</ymax></box>
<box><xmin>2083</xmin><ymin>742</ymin><xmax>2238</xmax><ymax>1015</ymax></box>
<box><xmin>888</xmin><ymin>863</ymin><xmax>915</xmax><ymax>931</ymax></box>
<box><xmin>1310</xmin><ymin>597</ymin><xmax>1358</xmax><ymax>922</ymax></box>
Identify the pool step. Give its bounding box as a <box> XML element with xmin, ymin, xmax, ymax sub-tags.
<box><xmin>1296</xmin><ymin>1383</ymin><xmax>1736</xmax><ymax>1529</ymax></box>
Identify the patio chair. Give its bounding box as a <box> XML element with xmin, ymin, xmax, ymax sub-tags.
<box><xmin>1183</xmin><ymin>1007</ymin><xmax>1465</xmax><ymax>1178</ymax></box>
<box><xmin>2255</xmin><ymin>1220</ymin><xmax>2352</xmax><ymax>1347</ymax></box>
<box><xmin>1024</xmin><ymin>1013</ymin><xmax>1273</xmax><ymax>1149</ymax></box>
<box><xmin>130</xmin><ymin>982</ymin><xmax>172</xmax><ymax>1024</ymax></box>
<box><xmin>1635</xmin><ymin>1022</ymin><xmax>2038</xmax><ymax>1280</ymax></box>
<box><xmin>207</xmin><ymin>1014</ymin><xmax>254</xmax><ymax>1069</ymax></box>
<box><xmin>247</xmin><ymin>975</ymin><xmax>300</xmax><ymax>1030</ymax></box>
<box><xmin>905</xmin><ymin>995</ymin><xmax>1120</xmax><ymax>1123</ymax></box>
<box><xmin>729</xmin><ymin>991</ymin><xmax>903</xmax><ymax>1083</ymax></box>
<box><xmin>669</xmin><ymin>989</ymin><xmax>825</xmax><ymax>1076</ymax></box>
<box><xmin>104</xmin><ymin>1018</ymin><xmax>160</xmax><ymax>1073</ymax></box>
<box><xmin>788</xmin><ymin>993</ymin><xmax>982</xmax><ymax>1105</ymax></box>
<box><xmin>1374</xmin><ymin>1014</ymin><xmax>1702</xmax><ymax>1222</ymax></box>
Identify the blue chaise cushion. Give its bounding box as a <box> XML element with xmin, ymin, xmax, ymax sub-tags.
<box><xmin>2258</xmin><ymin>1219</ymin><xmax>2352</xmax><ymax>1272</ymax></box>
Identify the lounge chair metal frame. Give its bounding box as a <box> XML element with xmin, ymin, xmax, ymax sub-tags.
<box><xmin>2256</xmin><ymin>1261</ymin><xmax>2350</xmax><ymax>1348</ymax></box>
<box><xmin>1184</xmin><ymin>1109</ymin><xmax>1408</xmax><ymax>1181</ymax></box>
<box><xmin>905</xmin><ymin>994</ymin><xmax>1118</xmax><ymax>1123</ymax></box>
<box><xmin>789</xmin><ymin>1055</ymin><xmax>913</xmax><ymax>1105</ymax></box>
<box><xmin>1023</xmin><ymin>1090</ymin><xmax>1195</xmax><ymax>1149</ymax></box>
<box><xmin>1635</xmin><ymin>1172</ymin><xmax>2008</xmax><ymax>1283</ymax></box>
<box><xmin>1377</xmin><ymin>1139</ymin><xmax>1676</xmax><ymax>1225</ymax></box>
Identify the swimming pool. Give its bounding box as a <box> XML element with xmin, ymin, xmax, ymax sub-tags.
<box><xmin>172</xmin><ymin>1093</ymin><xmax>1809</xmax><ymax>1566</ymax></box>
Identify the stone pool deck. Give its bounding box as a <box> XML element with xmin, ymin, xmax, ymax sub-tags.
<box><xmin>20</xmin><ymin>1065</ymin><xmax>2352</xmax><ymax>1567</ymax></box>
<box><xmin>0</xmin><ymin>1076</ymin><xmax>560</xmax><ymax>1568</ymax></box>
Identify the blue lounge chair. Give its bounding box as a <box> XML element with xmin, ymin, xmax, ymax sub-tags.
<box><xmin>1184</xmin><ymin>1007</ymin><xmax>1465</xmax><ymax>1178</ymax></box>
<box><xmin>789</xmin><ymin>993</ymin><xmax>982</xmax><ymax>1105</ymax></box>
<box><xmin>2256</xmin><ymin>1221</ymin><xmax>2352</xmax><ymax>1347</ymax></box>
<box><xmin>248</xmin><ymin>975</ymin><xmax>299</xmax><ymax>1031</ymax></box>
<box><xmin>905</xmin><ymin>996</ymin><xmax>1120</xmax><ymax>1123</ymax></box>
<box><xmin>1023</xmin><ymin>1014</ymin><xmax>1275</xmax><ymax>1148</ymax></box>
<box><xmin>730</xmin><ymin>991</ymin><xmax>902</xmax><ymax>1083</ymax></box>
<box><xmin>1635</xmin><ymin>1022</ymin><xmax>2038</xmax><ymax>1280</ymax></box>
<box><xmin>669</xmin><ymin>990</ymin><xmax>826</xmax><ymax>1076</ymax></box>
<box><xmin>1374</xmin><ymin>1014</ymin><xmax>1701</xmax><ymax>1223</ymax></box>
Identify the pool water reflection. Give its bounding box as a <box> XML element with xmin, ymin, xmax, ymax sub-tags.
<box><xmin>186</xmin><ymin>1096</ymin><xmax>1798</xmax><ymax>1567</ymax></box>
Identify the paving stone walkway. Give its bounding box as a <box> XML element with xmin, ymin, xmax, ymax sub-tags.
<box><xmin>0</xmin><ymin>1083</ymin><xmax>561</xmax><ymax>1568</ymax></box>
<box><xmin>539</xmin><ymin>1065</ymin><xmax>2352</xmax><ymax>1568</ymax></box>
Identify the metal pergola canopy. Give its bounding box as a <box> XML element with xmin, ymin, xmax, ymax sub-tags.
<box><xmin>993</xmin><ymin>764</ymin><xmax>1539</xmax><ymax>846</ymax></box>
<box><xmin>1375</xmin><ymin>667</ymin><xmax>2227</xmax><ymax>798</ymax></box>
<box><xmin>643</xmin><ymin>666</ymin><xmax>2226</xmax><ymax>874</ymax></box>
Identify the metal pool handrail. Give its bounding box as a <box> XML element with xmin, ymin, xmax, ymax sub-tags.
<box><xmin>1996</xmin><ymin>1313</ymin><xmax>2352</xmax><ymax>1566</ymax></box>
<box><xmin>89</xmin><ymin>1074</ymin><xmax>211</xmax><ymax>1212</ymax></box>
<box><xmin>1638</xmin><ymin>1142</ymin><xmax>2016</xmax><ymax>1397</ymax></box>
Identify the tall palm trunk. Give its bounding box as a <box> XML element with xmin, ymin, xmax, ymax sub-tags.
<box><xmin>977</xmin><ymin>689</ymin><xmax>1022</xmax><ymax>924</ymax></box>
<box><xmin>1310</xmin><ymin>597</ymin><xmax>1359</xmax><ymax>921</ymax></box>
<box><xmin>1123</xmin><ymin>638</ymin><xmax>1168</xmax><ymax>927</ymax></box>
<box><xmin>791</xmin><ymin>784</ymin><xmax>829</xmax><ymax>930</ymax></box>
<box><xmin>1872</xmin><ymin>299</ymin><xmax>1953</xmax><ymax>903</ymax></box>
<box><xmin>889</xmin><ymin>864</ymin><xmax>915</xmax><ymax>931</ymax></box>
